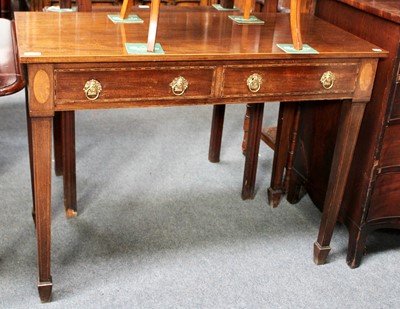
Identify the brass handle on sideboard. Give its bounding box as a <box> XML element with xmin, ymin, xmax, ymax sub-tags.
<box><xmin>170</xmin><ymin>76</ymin><xmax>188</xmax><ymax>96</ymax></box>
<box><xmin>320</xmin><ymin>71</ymin><xmax>336</xmax><ymax>90</ymax></box>
<box><xmin>83</xmin><ymin>79</ymin><xmax>102</xmax><ymax>100</ymax></box>
<box><xmin>247</xmin><ymin>73</ymin><xmax>262</xmax><ymax>93</ymax></box>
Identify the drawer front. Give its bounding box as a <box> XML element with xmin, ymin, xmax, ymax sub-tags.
<box><xmin>380</xmin><ymin>124</ymin><xmax>400</xmax><ymax>167</ymax></box>
<box><xmin>55</xmin><ymin>66</ymin><xmax>216</xmax><ymax>104</ymax></box>
<box><xmin>397</xmin><ymin>63</ymin><xmax>400</xmax><ymax>82</ymax></box>
<box><xmin>388</xmin><ymin>80</ymin><xmax>400</xmax><ymax>120</ymax></box>
<box><xmin>368</xmin><ymin>173</ymin><xmax>400</xmax><ymax>222</ymax></box>
<box><xmin>222</xmin><ymin>63</ymin><xmax>359</xmax><ymax>98</ymax></box>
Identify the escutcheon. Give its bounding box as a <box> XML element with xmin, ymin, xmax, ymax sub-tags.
<box><xmin>246</xmin><ymin>73</ymin><xmax>262</xmax><ymax>93</ymax></box>
<box><xmin>83</xmin><ymin>79</ymin><xmax>102</xmax><ymax>100</ymax></box>
<box><xmin>320</xmin><ymin>71</ymin><xmax>336</xmax><ymax>90</ymax></box>
<box><xmin>170</xmin><ymin>76</ymin><xmax>188</xmax><ymax>96</ymax></box>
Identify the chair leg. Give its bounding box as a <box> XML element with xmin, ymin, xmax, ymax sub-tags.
<box><xmin>286</xmin><ymin>167</ymin><xmax>307</xmax><ymax>204</ymax></box>
<box><xmin>25</xmin><ymin>87</ymin><xmax>36</xmax><ymax>225</ymax></box>
<box><xmin>53</xmin><ymin>111</ymin><xmax>77</xmax><ymax>217</ymax></box>
<box><xmin>268</xmin><ymin>102</ymin><xmax>297</xmax><ymax>208</ymax></box>
<box><xmin>242</xmin><ymin>104</ymin><xmax>250</xmax><ymax>155</ymax></box>
<box><xmin>282</xmin><ymin>103</ymin><xmax>301</xmax><ymax>192</ymax></box>
<box><xmin>53</xmin><ymin>112</ymin><xmax>63</xmax><ymax>176</ymax></box>
<box><xmin>209</xmin><ymin>104</ymin><xmax>226</xmax><ymax>163</ymax></box>
<box><xmin>61</xmin><ymin>111</ymin><xmax>77</xmax><ymax>218</ymax></box>
<box><xmin>242</xmin><ymin>103</ymin><xmax>264</xmax><ymax>200</ymax></box>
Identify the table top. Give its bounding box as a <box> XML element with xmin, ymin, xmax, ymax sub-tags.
<box><xmin>14</xmin><ymin>9</ymin><xmax>386</xmax><ymax>64</ymax></box>
<box><xmin>337</xmin><ymin>0</ymin><xmax>400</xmax><ymax>23</ymax></box>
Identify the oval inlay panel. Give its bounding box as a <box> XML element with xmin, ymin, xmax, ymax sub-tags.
<box><xmin>359</xmin><ymin>62</ymin><xmax>373</xmax><ymax>92</ymax></box>
<box><xmin>33</xmin><ymin>69</ymin><xmax>50</xmax><ymax>104</ymax></box>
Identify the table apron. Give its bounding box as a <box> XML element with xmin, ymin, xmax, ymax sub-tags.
<box><xmin>53</xmin><ymin>61</ymin><xmax>359</xmax><ymax>110</ymax></box>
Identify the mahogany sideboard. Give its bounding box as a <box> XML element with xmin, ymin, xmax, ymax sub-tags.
<box><xmin>287</xmin><ymin>0</ymin><xmax>400</xmax><ymax>268</ymax></box>
<box><xmin>14</xmin><ymin>9</ymin><xmax>384</xmax><ymax>301</ymax></box>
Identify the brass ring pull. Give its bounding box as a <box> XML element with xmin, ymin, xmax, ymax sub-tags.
<box><xmin>247</xmin><ymin>73</ymin><xmax>262</xmax><ymax>93</ymax></box>
<box><xmin>320</xmin><ymin>71</ymin><xmax>336</xmax><ymax>90</ymax></box>
<box><xmin>83</xmin><ymin>79</ymin><xmax>102</xmax><ymax>100</ymax></box>
<box><xmin>170</xmin><ymin>76</ymin><xmax>188</xmax><ymax>96</ymax></box>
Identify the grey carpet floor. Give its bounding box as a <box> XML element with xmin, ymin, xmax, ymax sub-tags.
<box><xmin>1</xmin><ymin>90</ymin><xmax>399</xmax><ymax>308</ymax></box>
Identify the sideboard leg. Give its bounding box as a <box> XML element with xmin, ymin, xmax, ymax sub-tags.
<box><xmin>346</xmin><ymin>224</ymin><xmax>368</xmax><ymax>268</ymax></box>
<box><xmin>242</xmin><ymin>104</ymin><xmax>250</xmax><ymax>155</ymax></box>
<box><xmin>242</xmin><ymin>103</ymin><xmax>264</xmax><ymax>200</ymax></box>
<box><xmin>25</xmin><ymin>96</ymin><xmax>36</xmax><ymax>226</ymax></box>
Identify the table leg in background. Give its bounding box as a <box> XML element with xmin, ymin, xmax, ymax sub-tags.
<box><xmin>209</xmin><ymin>104</ymin><xmax>226</xmax><ymax>163</ymax></box>
<box><xmin>242</xmin><ymin>102</ymin><xmax>264</xmax><ymax>200</ymax></box>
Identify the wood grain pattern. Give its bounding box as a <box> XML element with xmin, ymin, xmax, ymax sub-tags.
<box><xmin>15</xmin><ymin>11</ymin><xmax>385</xmax><ymax>63</ymax></box>
<box><xmin>337</xmin><ymin>0</ymin><xmax>400</xmax><ymax>23</ymax></box>
<box><xmin>33</xmin><ymin>69</ymin><xmax>50</xmax><ymax>104</ymax></box>
<box><xmin>147</xmin><ymin>0</ymin><xmax>161</xmax><ymax>51</ymax></box>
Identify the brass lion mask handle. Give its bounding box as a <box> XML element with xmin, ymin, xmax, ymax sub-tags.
<box><xmin>247</xmin><ymin>73</ymin><xmax>262</xmax><ymax>93</ymax></box>
<box><xmin>320</xmin><ymin>71</ymin><xmax>336</xmax><ymax>90</ymax></box>
<box><xmin>83</xmin><ymin>79</ymin><xmax>102</xmax><ymax>100</ymax></box>
<box><xmin>170</xmin><ymin>76</ymin><xmax>188</xmax><ymax>96</ymax></box>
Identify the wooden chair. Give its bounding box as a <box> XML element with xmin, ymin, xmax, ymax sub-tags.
<box><xmin>241</xmin><ymin>0</ymin><xmax>315</xmax><ymax>207</ymax></box>
<box><xmin>266</xmin><ymin>0</ymin><xmax>316</xmax><ymax>207</ymax></box>
<box><xmin>0</xmin><ymin>19</ymin><xmax>25</xmax><ymax>97</ymax></box>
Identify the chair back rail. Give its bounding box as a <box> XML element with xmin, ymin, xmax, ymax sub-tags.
<box><xmin>0</xmin><ymin>18</ymin><xmax>25</xmax><ymax>96</ymax></box>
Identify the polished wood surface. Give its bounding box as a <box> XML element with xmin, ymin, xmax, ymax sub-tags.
<box><xmin>16</xmin><ymin>11</ymin><xmax>383</xmax><ymax>63</ymax></box>
<box><xmin>288</xmin><ymin>0</ymin><xmax>400</xmax><ymax>268</ymax></box>
<box><xmin>147</xmin><ymin>0</ymin><xmax>161</xmax><ymax>51</ymax></box>
<box><xmin>337</xmin><ymin>0</ymin><xmax>400</xmax><ymax>23</ymax></box>
<box><xmin>290</xmin><ymin>0</ymin><xmax>302</xmax><ymax>49</ymax></box>
<box><xmin>15</xmin><ymin>10</ymin><xmax>384</xmax><ymax>301</ymax></box>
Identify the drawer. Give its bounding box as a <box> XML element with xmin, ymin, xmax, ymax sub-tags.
<box><xmin>380</xmin><ymin>124</ymin><xmax>400</xmax><ymax>167</ymax></box>
<box><xmin>397</xmin><ymin>63</ymin><xmax>400</xmax><ymax>82</ymax></box>
<box><xmin>222</xmin><ymin>63</ymin><xmax>359</xmax><ymax>98</ymax></box>
<box><xmin>368</xmin><ymin>173</ymin><xmax>400</xmax><ymax>222</ymax></box>
<box><xmin>388</xmin><ymin>81</ymin><xmax>400</xmax><ymax>120</ymax></box>
<box><xmin>55</xmin><ymin>66</ymin><xmax>216</xmax><ymax>105</ymax></box>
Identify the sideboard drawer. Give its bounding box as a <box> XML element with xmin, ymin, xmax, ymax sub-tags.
<box><xmin>222</xmin><ymin>63</ymin><xmax>359</xmax><ymax>98</ymax></box>
<box><xmin>380</xmin><ymin>124</ymin><xmax>400</xmax><ymax>167</ymax></box>
<box><xmin>368</xmin><ymin>173</ymin><xmax>400</xmax><ymax>222</ymax></box>
<box><xmin>388</xmin><ymin>80</ymin><xmax>400</xmax><ymax>120</ymax></box>
<box><xmin>55</xmin><ymin>66</ymin><xmax>216</xmax><ymax>105</ymax></box>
